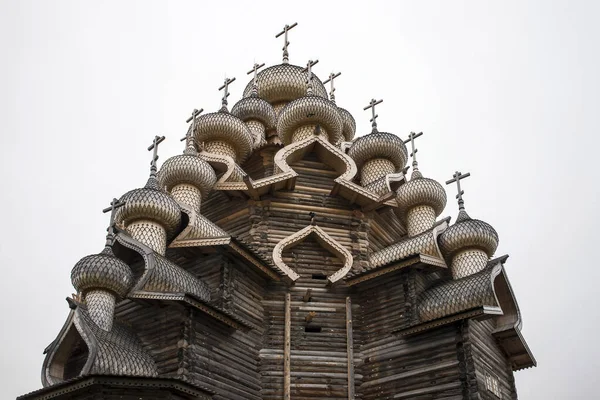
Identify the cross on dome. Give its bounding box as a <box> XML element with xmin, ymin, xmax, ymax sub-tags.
<box><xmin>102</xmin><ymin>197</ymin><xmax>125</xmax><ymax>242</ymax></box>
<box><xmin>404</xmin><ymin>131</ymin><xmax>423</xmax><ymax>171</ymax></box>
<box><xmin>147</xmin><ymin>135</ymin><xmax>166</xmax><ymax>178</ymax></box>
<box><xmin>323</xmin><ymin>72</ymin><xmax>341</xmax><ymax>103</ymax></box>
<box><xmin>247</xmin><ymin>62</ymin><xmax>265</xmax><ymax>96</ymax></box>
<box><xmin>445</xmin><ymin>170</ymin><xmax>471</xmax><ymax>211</ymax></box>
<box><xmin>302</xmin><ymin>59</ymin><xmax>319</xmax><ymax>94</ymax></box>
<box><xmin>275</xmin><ymin>22</ymin><xmax>298</xmax><ymax>64</ymax></box>
<box><xmin>219</xmin><ymin>76</ymin><xmax>236</xmax><ymax>111</ymax></box>
<box><xmin>181</xmin><ymin>108</ymin><xmax>203</xmax><ymax>150</ymax></box>
<box><xmin>363</xmin><ymin>98</ymin><xmax>383</xmax><ymax>133</ymax></box>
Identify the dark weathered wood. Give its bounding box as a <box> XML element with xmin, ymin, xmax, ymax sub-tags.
<box><xmin>346</xmin><ymin>296</ymin><xmax>355</xmax><ymax>400</ymax></box>
<box><xmin>284</xmin><ymin>292</ymin><xmax>291</xmax><ymax>400</ymax></box>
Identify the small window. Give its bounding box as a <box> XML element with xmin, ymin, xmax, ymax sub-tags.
<box><xmin>305</xmin><ymin>326</ymin><xmax>322</xmax><ymax>333</ymax></box>
<box><xmin>485</xmin><ymin>371</ymin><xmax>501</xmax><ymax>398</ymax></box>
<box><xmin>311</xmin><ymin>273</ymin><xmax>327</xmax><ymax>280</ymax></box>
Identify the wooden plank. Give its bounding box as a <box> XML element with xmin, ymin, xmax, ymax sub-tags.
<box><xmin>346</xmin><ymin>296</ymin><xmax>355</xmax><ymax>400</ymax></box>
<box><xmin>284</xmin><ymin>292</ymin><xmax>291</xmax><ymax>400</ymax></box>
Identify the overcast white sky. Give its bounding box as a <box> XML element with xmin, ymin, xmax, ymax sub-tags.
<box><xmin>0</xmin><ymin>1</ymin><xmax>598</xmax><ymax>398</ymax></box>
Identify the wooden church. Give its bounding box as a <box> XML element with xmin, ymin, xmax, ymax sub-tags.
<box><xmin>19</xmin><ymin>23</ymin><xmax>535</xmax><ymax>400</ymax></box>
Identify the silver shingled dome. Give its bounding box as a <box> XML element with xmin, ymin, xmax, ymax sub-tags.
<box><xmin>71</xmin><ymin>247</ymin><xmax>133</xmax><ymax>298</ymax></box>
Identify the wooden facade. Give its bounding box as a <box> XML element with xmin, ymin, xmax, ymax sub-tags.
<box><xmin>20</xmin><ymin>49</ymin><xmax>535</xmax><ymax>400</ymax></box>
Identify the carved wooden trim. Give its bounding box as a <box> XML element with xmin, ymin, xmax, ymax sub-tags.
<box><xmin>272</xmin><ymin>224</ymin><xmax>354</xmax><ymax>283</ymax></box>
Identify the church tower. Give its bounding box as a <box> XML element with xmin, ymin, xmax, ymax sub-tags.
<box><xmin>19</xmin><ymin>23</ymin><xmax>535</xmax><ymax>400</ymax></box>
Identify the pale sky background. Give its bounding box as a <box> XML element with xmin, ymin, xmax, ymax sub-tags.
<box><xmin>0</xmin><ymin>1</ymin><xmax>598</xmax><ymax>398</ymax></box>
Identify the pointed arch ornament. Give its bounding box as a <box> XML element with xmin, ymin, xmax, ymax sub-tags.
<box><xmin>272</xmin><ymin>224</ymin><xmax>354</xmax><ymax>284</ymax></box>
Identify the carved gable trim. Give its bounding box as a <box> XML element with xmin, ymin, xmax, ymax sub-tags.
<box><xmin>272</xmin><ymin>224</ymin><xmax>354</xmax><ymax>284</ymax></box>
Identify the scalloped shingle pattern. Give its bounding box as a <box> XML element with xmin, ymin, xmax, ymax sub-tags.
<box><xmin>231</xmin><ymin>96</ymin><xmax>277</xmax><ymax>129</ymax></box>
<box><xmin>277</xmin><ymin>95</ymin><xmax>343</xmax><ymax>145</ymax></box>
<box><xmin>158</xmin><ymin>154</ymin><xmax>216</xmax><ymax>198</ymax></box>
<box><xmin>348</xmin><ymin>132</ymin><xmax>408</xmax><ymax>171</ymax></box>
<box><xmin>71</xmin><ymin>247</ymin><xmax>133</xmax><ymax>297</ymax></box>
<box><xmin>242</xmin><ymin>63</ymin><xmax>328</xmax><ymax>102</ymax></box>
<box><xmin>116</xmin><ymin>178</ymin><xmax>181</xmax><ymax>237</ymax></box>
<box><xmin>396</xmin><ymin>177</ymin><xmax>447</xmax><ymax>219</ymax></box>
<box><xmin>77</xmin><ymin>306</ymin><xmax>158</xmax><ymax>377</ymax></box>
<box><xmin>438</xmin><ymin>218</ymin><xmax>499</xmax><ymax>259</ymax></box>
<box><xmin>417</xmin><ymin>266</ymin><xmax>498</xmax><ymax>322</ymax></box>
<box><xmin>338</xmin><ymin>107</ymin><xmax>356</xmax><ymax>141</ymax></box>
<box><xmin>193</xmin><ymin>112</ymin><xmax>253</xmax><ymax>163</ymax></box>
<box><xmin>140</xmin><ymin>254</ymin><xmax>210</xmax><ymax>302</ymax></box>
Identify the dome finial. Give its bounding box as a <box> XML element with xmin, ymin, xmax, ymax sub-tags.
<box><xmin>446</xmin><ymin>170</ymin><xmax>471</xmax><ymax>213</ymax></box>
<box><xmin>102</xmin><ymin>197</ymin><xmax>125</xmax><ymax>245</ymax></box>
<box><xmin>323</xmin><ymin>71</ymin><xmax>341</xmax><ymax>104</ymax></box>
<box><xmin>147</xmin><ymin>135</ymin><xmax>166</xmax><ymax>179</ymax></box>
<box><xmin>218</xmin><ymin>76</ymin><xmax>236</xmax><ymax>112</ymax></box>
<box><xmin>403</xmin><ymin>131</ymin><xmax>423</xmax><ymax>178</ymax></box>
<box><xmin>181</xmin><ymin>108</ymin><xmax>203</xmax><ymax>154</ymax></box>
<box><xmin>363</xmin><ymin>98</ymin><xmax>383</xmax><ymax>133</ymax></box>
<box><xmin>302</xmin><ymin>59</ymin><xmax>319</xmax><ymax>95</ymax></box>
<box><xmin>247</xmin><ymin>61</ymin><xmax>265</xmax><ymax>97</ymax></box>
<box><xmin>275</xmin><ymin>22</ymin><xmax>298</xmax><ymax>64</ymax></box>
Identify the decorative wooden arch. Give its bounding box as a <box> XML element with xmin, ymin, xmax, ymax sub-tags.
<box><xmin>272</xmin><ymin>224</ymin><xmax>354</xmax><ymax>284</ymax></box>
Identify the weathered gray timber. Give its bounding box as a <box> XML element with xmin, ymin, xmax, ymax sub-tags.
<box><xmin>20</xmin><ymin>29</ymin><xmax>535</xmax><ymax>400</ymax></box>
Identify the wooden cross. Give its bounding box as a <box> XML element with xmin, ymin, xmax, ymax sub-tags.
<box><xmin>102</xmin><ymin>197</ymin><xmax>125</xmax><ymax>240</ymax></box>
<box><xmin>445</xmin><ymin>171</ymin><xmax>471</xmax><ymax>210</ymax></box>
<box><xmin>323</xmin><ymin>72</ymin><xmax>341</xmax><ymax>103</ymax></box>
<box><xmin>247</xmin><ymin>62</ymin><xmax>265</xmax><ymax>86</ymax></box>
<box><xmin>181</xmin><ymin>108</ymin><xmax>204</xmax><ymax>146</ymax></box>
<box><xmin>363</xmin><ymin>99</ymin><xmax>383</xmax><ymax>133</ymax></box>
<box><xmin>147</xmin><ymin>135</ymin><xmax>166</xmax><ymax>177</ymax></box>
<box><xmin>275</xmin><ymin>22</ymin><xmax>298</xmax><ymax>64</ymax></box>
<box><xmin>404</xmin><ymin>131</ymin><xmax>423</xmax><ymax>166</ymax></box>
<box><xmin>219</xmin><ymin>76</ymin><xmax>236</xmax><ymax>110</ymax></box>
<box><xmin>302</xmin><ymin>59</ymin><xmax>319</xmax><ymax>94</ymax></box>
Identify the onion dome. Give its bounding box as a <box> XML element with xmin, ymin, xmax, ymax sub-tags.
<box><xmin>71</xmin><ymin>247</ymin><xmax>133</xmax><ymax>298</ymax></box>
<box><xmin>193</xmin><ymin>111</ymin><xmax>254</xmax><ymax>163</ymax></box>
<box><xmin>158</xmin><ymin>154</ymin><xmax>217</xmax><ymax>200</ymax></box>
<box><xmin>338</xmin><ymin>107</ymin><xmax>356</xmax><ymax>142</ymax></box>
<box><xmin>438</xmin><ymin>171</ymin><xmax>499</xmax><ymax>279</ymax></box>
<box><xmin>348</xmin><ymin>132</ymin><xmax>408</xmax><ymax>186</ymax></box>
<box><xmin>396</xmin><ymin>176</ymin><xmax>447</xmax><ymax>236</ymax></box>
<box><xmin>438</xmin><ymin>210</ymin><xmax>499</xmax><ymax>262</ymax></box>
<box><xmin>277</xmin><ymin>96</ymin><xmax>343</xmax><ymax>145</ymax></box>
<box><xmin>71</xmin><ymin>246</ymin><xmax>133</xmax><ymax>331</ymax></box>
<box><xmin>116</xmin><ymin>177</ymin><xmax>182</xmax><ymax>239</ymax></box>
<box><xmin>242</xmin><ymin>64</ymin><xmax>328</xmax><ymax>105</ymax></box>
<box><xmin>231</xmin><ymin>96</ymin><xmax>277</xmax><ymax>148</ymax></box>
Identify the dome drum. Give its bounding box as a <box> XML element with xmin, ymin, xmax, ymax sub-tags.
<box><xmin>171</xmin><ymin>184</ymin><xmax>202</xmax><ymax>215</ymax></box>
<box><xmin>127</xmin><ymin>220</ymin><xmax>168</xmax><ymax>255</ymax></box>
<box><xmin>361</xmin><ymin>158</ymin><xmax>396</xmax><ymax>186</ymax></box>
<box><xmin>86</xmin><ymin>289</ymin><xmax>117</xmax><ymax>331</ymax></box>
<box><xmin>291</xmin><ymin>125</ymin><xmax>329</xmax><ymax>143</ymax></box>
<box><xmin>406</xmin><ymin>205</ymin><xmax>437</xmax><ymax>236</ymax></box>
<box><xmin>245</xmin><ymin>120</ymin><xmax>267</xmax><ymax>148</ymax></box>
<box><xmin>204</xmin><ymin>140</ymin><xmax>238</xmax><ymax>161</ymax></box>
<box><xmin>451</xmin><ymin>249</ymin><xmax>490</xmax><ymax>279</ymax></box>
